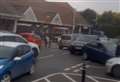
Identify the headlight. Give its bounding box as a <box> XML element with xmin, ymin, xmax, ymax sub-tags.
<box><xmin>106</xmin><ymin>59</ymin><xmax>114</xmax><ymax>65</ymax></box>
<box><xmin>0</xmin><ymin>65</ymin><xmax>4</xmax><ymax>69</ymax></box>
<box><xmin>107</xmin><ymin>61</ymin><xmax>113</xmax><ymax>64</ymax></box>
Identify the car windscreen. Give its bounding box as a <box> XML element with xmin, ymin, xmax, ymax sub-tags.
<box><xmin>77</xmin><ymin>35</ymin><xmax>98</xmax><ymax>42</ymax></box>
<box><xmin>61</xmin><ymin>35</ymin><xmax>71</xmax><ymax>40</ymax></box>
<box><xmin>0</xmin><ymin>46</ymin><xmax>15</xmax><ymax>59</ymax></box>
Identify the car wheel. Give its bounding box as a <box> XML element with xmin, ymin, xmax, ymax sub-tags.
<box><xmin>29</xmin><ymin>64</ymin><xmax>35</xmax><ymax>75</ymax></box>
<box><xmin>1</xmin><ymin>74</ymin><xmax>11</xmax><ymax>82</ymax></box>
<box><xmin>82</xmin><ymin>53</ymin><xmax>88</xmax><ymax>60</ymax></box>
<box><xmin>112</xmin><ymin>65</ymin><xmax>120</xmax><ymax>78</ymax></box>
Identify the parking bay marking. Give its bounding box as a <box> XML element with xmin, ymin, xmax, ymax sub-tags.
<box><xmin>38</xmin><ymin>52</ymin><xmax>68</xmax><ymax>60</ymax></box>
<box><xmin>62</xmin><ymin>73</ymin><xmax>77</xmax><ymax>82</ymax></box>
<box><xmin>39</xmin><ymin>55</ymin><xmax>54</xmax><ymax>59</ymax></box>
<box><xmin>66</xmin><ymin>73</ymin><xmax>119</xmax><ymax>82</ymax></box>
<box><xmin>64</xmin><ymin>63</ymin><xmax>83</xmax><ymax>71</ymax></box>
<box><xmin>64</xmin><ymin>64</ymin><xmax>120</xmax><ymax>82</ymax></box>
<box><xmin>32</xmin><ymin>72</ymin><xmax>100</xmax><ymax>82</ymax></box>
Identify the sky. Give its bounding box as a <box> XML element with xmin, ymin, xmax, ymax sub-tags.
<box><xmin>46</xmin><ymin>0</ymin><xmax>120</xmax><ymax>14</ymax></box>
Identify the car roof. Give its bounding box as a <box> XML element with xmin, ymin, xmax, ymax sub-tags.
<box><xmin>0</xmin><ymin>42</ymin><xmax>29</xmax><ymax>48</ymax></box>
<box><xmin>0</xmin><ymin>32</ymin><xmax>22</xmax><ymax>37</ymax></box>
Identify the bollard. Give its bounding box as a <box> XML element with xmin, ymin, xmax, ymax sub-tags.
<box><xmin>81</xmin><ymin>63</ymin><xmax>86</xmax><ymax>82</ymax></box>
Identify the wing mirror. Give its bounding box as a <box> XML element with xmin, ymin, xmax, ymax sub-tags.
<box><xmin>14</xmin><ymin>57</ymin><xmax>22</xmax><ymax>61</ymax></box>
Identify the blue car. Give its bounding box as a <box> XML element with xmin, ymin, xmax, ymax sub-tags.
<box><xmin>0</xmin><ymin>42</ymin><xmax>35</xmax><ymax>82</ymax></box>
<box><xmin>82</xmin><ymin>41</ymin><xmax>119</xmax><ymax>64</ymax></box>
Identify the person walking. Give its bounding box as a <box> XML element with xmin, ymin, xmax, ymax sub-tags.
<box><xmin>45</xmin><ymin>35</ymin><xmax>50</xmax><ymax>48</ymax></box>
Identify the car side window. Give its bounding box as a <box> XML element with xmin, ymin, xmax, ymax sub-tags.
<box><xmin>3</xmin><ymin>36</ymin><xmax>28</xmax><ymax>43</ymax></box>
<box><xmin>88</xmin><ymin>42</ymin><xmax>106</xmax><ymax>51</ymax></box>
<box><xmin>0</xmin><ymin>36</ymin><xmax>4</xmax><ymax>41</ymax></box>
<box><xmin>97</xmin><ymin>43</ymin><xmax>106</xmax><ymax>51</ymax></box>
<box><xmin>16</xmin><ymin>45</ymin><xmax>31</xmax><ymax>57</ymax></box>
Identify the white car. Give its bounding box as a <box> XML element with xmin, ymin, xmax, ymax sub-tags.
<box><xmin>106</xmin><ymin>57</ymin><xmax>120</xmax><ymax>78</ymax></box>
<box><xmin>0</xmin><ymin>31</ymin><xmax>40</xmax><ymax>57</ymax></box>
<box><xmin>58</xmin><ymin>34</ymin><xmax>71</xmax><ymax>49</ymax></box>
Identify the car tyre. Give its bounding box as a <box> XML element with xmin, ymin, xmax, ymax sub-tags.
<box><xmin>1</xmin><ymin>74</ymin><xmax>11</xmax><ymax>82</ymax></box>
<box><xmin>112</xmin><ymin>65</ymin><xmax>120</xmax><ymax>78</ymax></box>
<box><xmin>29</xmin><ymin>64</ymin><xmax>35</xmax><ymax>75</ymax></box>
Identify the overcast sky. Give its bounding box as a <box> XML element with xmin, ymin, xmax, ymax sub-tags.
<box><xmin>46</xmin><ymin>0</ymin><xmax>120</xmax><ymax>14</ymax></box>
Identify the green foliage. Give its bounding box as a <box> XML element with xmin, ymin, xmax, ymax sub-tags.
<box><xmin>80</xmin><ymin>8</ymin><xmax>97</xmax><ymax>24</ymax></box>
<box><xmin>97</xmin><ymin>11</ymin><xmax>120</xmax><ymax>37</ymax></box>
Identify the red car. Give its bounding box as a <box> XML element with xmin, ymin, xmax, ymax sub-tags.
<box><xmin>20</xmin><ymin>33</ymin><xmax>43</xmax><ymax>48</ymax></box>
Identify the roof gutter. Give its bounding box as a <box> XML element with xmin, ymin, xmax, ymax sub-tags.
<box><xmin>0</xmin><ymin>13</ymin><xmax>22</xmax><ymax>19</ymax></box>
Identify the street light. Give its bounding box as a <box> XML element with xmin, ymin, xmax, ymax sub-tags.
<box><xmin>72</xmin><ymin>9</ymin><xmax>76</xmax><ymax>33</ymax></box>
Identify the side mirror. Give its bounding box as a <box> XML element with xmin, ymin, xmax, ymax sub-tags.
<box><xmin>14</xmin><ymin>57</ymin><xmax>22</xmax><ymax>61</ymax></box>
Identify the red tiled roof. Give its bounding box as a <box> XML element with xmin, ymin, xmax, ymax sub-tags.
<box><xmin>8</xmin><ymin>0</ymin><xmax>88</xmax><ymax>25</ymax></box>
<box><xmin>0</xmin><ymin>0</ymin><xmax>22</xmax><ymax>17</ymax></box>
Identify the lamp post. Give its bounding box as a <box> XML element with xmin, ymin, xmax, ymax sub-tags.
<box><xmin>72</xmin><ymin>9</ymin><xmax>76</xmax><ymax>33</ymax></box>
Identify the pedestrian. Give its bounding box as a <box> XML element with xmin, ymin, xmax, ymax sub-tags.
<box><xmin>45</xmin><ymin>35</ymin><xmax>50</xmax><ymax>48</ymax></box>
<box><xmin>57</xmin><ymin>36</ymin><xmax>61</xmax><ymax>47</ymax></box>
<box><xmin>116</xmin><ymin>42</ymin><xmax>120</xmax><ymax>57</ymax></box>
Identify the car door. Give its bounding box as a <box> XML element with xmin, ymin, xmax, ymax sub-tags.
<box><xmin>11</xmin><ymin>45</ymin><xmax>33</xmax><ymax>78</ymax></box>
<box><xmin>86</xmin><ymin>43</ymin><xmax>110</xmax><ymax>63</ymax></box>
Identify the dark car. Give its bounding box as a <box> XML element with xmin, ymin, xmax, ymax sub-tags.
<box><xmin>69</xmin><ymin>34</ymin><xmax>98</xmax><ymax>54</ymax></box>
<box><xmin>82</xmin><ymin>41</ymin><xmax>118</xmax><ymax>64</ymax></box>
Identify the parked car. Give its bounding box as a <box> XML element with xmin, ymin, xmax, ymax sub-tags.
<box><xmin>20</xmin><ymin>33</ymin><xmax>43</xmax><ymax>48</ymax></box>
<box><xmin>58</xmin><ymin>34</ymin><xmax>71</xmax><ymax>49</ymax></box>
<box><xmin>82</xmin><ymin>41</ymin><xmax>118</xmax><ymax>64</ymax></box>
<box><xmin>0</xmin><ymin>31</ymin><xmax>40</xmax><ymax>57</ymax></box>
<box><xmin>106</xmin><ymin>57</ymin><xmax>120</xmax><ymax>78</ymax></box>
<box><xmin>0</xmin><ymin>42</ymin><xmax>35</xmax><ymax>82</ymax></box>
<box><xmin>68</xmin><ymin>34</ymin><xmax>98</xmax><ymax>54</ymax></box>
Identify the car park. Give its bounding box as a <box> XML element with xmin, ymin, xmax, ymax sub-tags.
<box><xmin>0</xmin><ymin>31</ymin><xmax>40</xmax><ymax>58</ymax></box>
<box><xmin>58</xmin><ymin>34</ymin><xmax>71</xmax><ymax>49</ymax></box>
<box><xmin>20</xmin><ymin>33</ymin><xmax>44</xmax><ymax>48</ymax></box>
<box><xmin>0</xmin><ymin>42</ymin><xmax>35</xmax><ymax>82</ymax></box>
<box><xmin>68</xmin><ymin>34</ymin><xmax>98</xmax><ymax>54</ymax></box>
<box><xmin>82</xmin><ymin>40</ymin><xmax>118</xmax><ymax>64</ymax></box>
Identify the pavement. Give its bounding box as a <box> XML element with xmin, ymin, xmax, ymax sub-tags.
<box><xmin>14</xmin><ymin>43</ymin><xmax>120</xmax><ymax>82</ymax></box>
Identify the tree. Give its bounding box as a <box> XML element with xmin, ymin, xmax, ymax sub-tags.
<box><xmin>80</xmin><ymin>8</ymin><xmax>97</xmax><ymax>24</ymax></box>
<box><xmin>97</xmin><ymin>11</ymin><xmax>120</xmax><ymax>37</ymax></box>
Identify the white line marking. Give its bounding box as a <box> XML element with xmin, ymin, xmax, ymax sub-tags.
<box><xmin>71</xmin><ymin>63</ymin><xmax>83</xmax><ymax>69</ymax></box>
<box><xmin>71</xmin><ymin>65</ymin><xmax>78</xmax><ymax>69</ymax></box>
<box><xmin>32</xmin><ymin>73</ymin><xmax>61</xmax><ymax>82</ymax></box>
<box><xmin>64</xmin><ymin>68</ymin><xmax>71</xmax><ymax>71</ymax></box>
<box><xmin>62</xmin><ymin>73</ymin><xmax>77</xmax><ymax>82</ymax></box>
<box><xmin>66</xmin><ymin>73</ymin><xmax>119</xmax><ymax>82</ymax></box>
<box><xmin>39</xmin><ymin>55</ymin><xmax>54</xmax><ymax>59</ymax></box>
<box><xmin>87</xmin><ymin>76</ymin><xmax>99</xmax><ymax>82</ymax></box>
<box><xmin>45</xmin><ymin>78</ymin><xmax>51</xmax><ymax>82</ymax></box>
<box><xmin>76</xmin><ymin>63</ymin><xmax>83</xmax><ymax>67</ymax></box>
<box><xmin>64</xmin><ymin>63</ymin><xmax>83</xmax><ymax>71</ymax></box>
<box><xmin>65</xmin><ymin>73</ymin><xmax>99</xmax><ymax>82</ymax></box>
<box><xmin>73</xmin><ymin>69</ymin><xmax>80</xmax><ymax>73</ymax></box>
<box><xmin>93</xmin><ymin>75</ymin><xmax>119</xmax><ymax>82</ymax></box>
